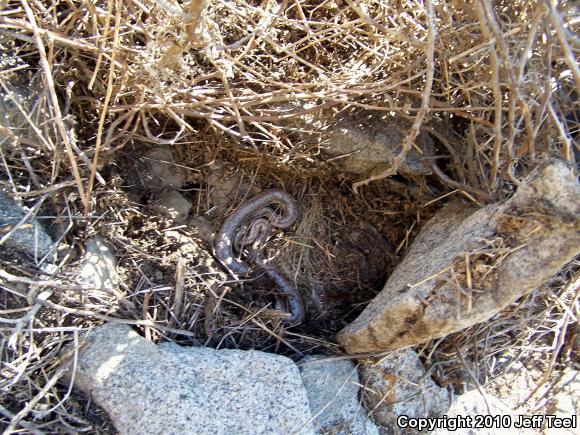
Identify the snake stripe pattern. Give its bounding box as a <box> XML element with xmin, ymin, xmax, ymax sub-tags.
<box><xmin>214</xmin><ymin>189</ymin><xmax>305</xmax><ymax>324</ymax></box>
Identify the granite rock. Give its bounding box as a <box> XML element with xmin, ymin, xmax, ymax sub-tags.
<box><xmin>299</xmin><ymin>355</ymin><xmax>379</xmax><ymax>435</ymax></box>
<box><xmin>69</xmin><ymin>323</ymin><xmax>314</xmax><ymax>435</ymax></box>
<box><xmin>359</xmin><ymin>349</ymin><xmax>450</xmax><ymax>432</ymax></box>
<box><xmin>434</xmin><ymin>390</ymin><xmax>534</xmax><ymax>435</ymax></box>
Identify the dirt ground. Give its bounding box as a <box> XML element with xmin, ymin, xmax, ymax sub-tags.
<box><xmin>94</xmin><ymin>142</ymin><xmax>434</xmax><ymax>353</ymax></box>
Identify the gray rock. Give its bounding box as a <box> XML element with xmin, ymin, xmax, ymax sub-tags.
<box><xmin>338</xmin><ymin>160</ymin><xmax>580</xmax><ymax>353</ymax></box>
<box><xmin>142</xmin><ymin>147</ymin><xmax>185</xmax><ymax>190</ymax></box>
<box><xmin>0</xmin><ymin>189</ymin><xmax>53</xmax><ymax>259</ymax></box>
<box><xmin>546</xmin><ymin>370</ymin><xmax>579</xmax><ymax>435</ymax></box>
<box><xmin>150</xmin><ymin>189</ymin><xmax>191</xmax><ymax>223</ymax></box>
<box><xmin>434</xmin><ymin>390</ymin><xmax>534</xmax><ymax>435</ymax></box>
<box><xmin>70</xmin><ymin>324</ymin><xmax>315</xmax><ymax>435</ymax></box>
<box><xmin>324</xmin><ymin>115</ymin><xmax>432</xmax><ymax>176</ymax></box>
<box><xmin>485</xmin><ymin>360</ymin><xmax>535</xmax><ymax>406</ymax></box>
<box><xmin>279</xmin><ymin>104</ymin><xmax>432</xmax><ymax>177</ymax></box>
<box><xmin>207</xmin><ymin>163</ymin><xmax>247</xmax><ymax>212</ymax></box>
<box><xmin>0</xmin><ymin>85</ymin><xmax>34</xmax><ymax>142</ymax></box>
<box><xmin>188</xmin><ymin>215</ymin><xmax>215</xmax><ymax>243</ymax></box>
<box><xmin>80</xmin><ymin>236</ymin><xmax>118</xmax><ymax>289</ymax></box>
<box><xmin>0</xmin><ymin>34</ymin><xmax>27</xmax><ymax>78</ymax></box>
<box><xmin>298</xmin><ymin>355</ymin><xmax>379</xmax><ymax>435</ymax></box>
<box><xmin>359</xmin><ymin>349</ymin><xmax>450</xmax><ymax>431</ymax></box>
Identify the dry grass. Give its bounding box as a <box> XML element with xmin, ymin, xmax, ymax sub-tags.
<box><xmin>421</xmin><ymin>259</ymin><xmax>579</xmax><ymax>414</ymax></box>
<box><xmin>0</xmin><ymin>0</ymin><xmax>579</xmax><ymax>432</ymax></box>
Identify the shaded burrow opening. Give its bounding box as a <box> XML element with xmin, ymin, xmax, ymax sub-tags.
<box><xmin>92</xmin><ymin>138</ymin><xmax>453</xmax><ymax>358</ymax></box>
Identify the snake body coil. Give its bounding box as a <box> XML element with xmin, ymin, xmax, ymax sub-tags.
<box><xmin>215</xmin><ymin>189</ymin><xmax>305</xmax><ymax>324</ymax></box>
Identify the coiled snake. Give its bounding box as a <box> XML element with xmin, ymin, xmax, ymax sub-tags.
<box><xmin>214</xmin><ymin>189</ymin><xmax>305</xmax><ymax>324</ymax></box>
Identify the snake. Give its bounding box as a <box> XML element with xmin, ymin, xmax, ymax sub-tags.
<box><xmin>214</xmin><ymin>189</ymin><xmax>305</xmax><ymax>324</ymax></box>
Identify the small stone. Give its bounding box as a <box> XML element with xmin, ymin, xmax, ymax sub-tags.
<box><xmin>142</xmin><ymin>147</ymin><xmax>185</xmax><ymax>190</ymax></box>
<box><xmin>207</xmin><ymin>163</ymin><xmax>246</xmax><ymax>212</ymax></box>
<box><xmin>188</xmin><ymin>215</ymin><xmax>215</xmax><ymax>243</ymax></box>
<box><xmin>150</xmin><ymin>189</ymin><xmax>191</xmax><ymax>223</ymax></box>
<box><xmin>69</xmin><ymin>324</ymin><xmax>315</xmax><ymax>435</ymax></box>
<box><xmin>80</xmin><ymin>236</ymin><xmax>118</xmax><ymax>290</ymax></box>
<box><xmin>359</xmin><ymin>349</ymin><xmax>450</xmax><ymax>430</ymax></box>
<box><xmin>0</xmin><ymin>85</ymin><xmax>34</xmax><ymax>141</ymax></box>
<box><xmin>0</xmin><ymin>189</ymin><xmax>53</xmax><ymax>260</ymax></box>
<box><xmin>298</xmin><ymin>355</ymin><xmax>379</xmax><ymax>435</ymax></box>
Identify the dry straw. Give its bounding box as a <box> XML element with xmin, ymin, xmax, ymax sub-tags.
<box><xmin>0</xmin><ymin>0</ymin><xmax>578</xmax><ymax>431</ymax></box>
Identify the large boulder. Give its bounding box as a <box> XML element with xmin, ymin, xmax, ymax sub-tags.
<box><xmin>68</xmin><ymin>324</ymin><xmax>314</xmax><ymax>435</ymax></box>
<box><xmin>338</xmin><ymin>160</ymin><xmax>580</xmax><ymax>353</ymax></box>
